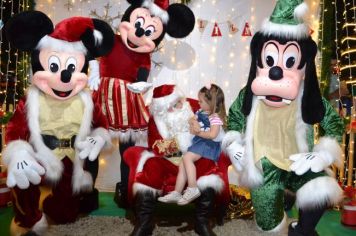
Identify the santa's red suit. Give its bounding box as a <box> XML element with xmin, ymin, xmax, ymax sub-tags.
<box><xmin>92</xmin><ymin>35</ymin><xmax>150</xmax><ymax>139</ymax></box>
<box><xmin>124</xmin><ymin>107</ymin><xmax>231</xmax><ymax>204</ymax></box>
<box><xmin>124</xmin><ymin>84</ymin><xmax>231</xmax><ymax>235</ymax></box>
<box><xmin>3</xmin><ymin>87</ymin><xmax>110</xmax><ymax>228</ymax></box>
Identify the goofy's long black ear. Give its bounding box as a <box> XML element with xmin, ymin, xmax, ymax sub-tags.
<box><xmin>301</xmin><ymin>39</ymin><xmax>325</xmax><ymax>124</ymax></box>
<box><xmin>166</xmin><ymin>4</ymin><xmax>195</xmax><ymax>38</ymax></box>
<box><xmin>81</xmin><ymin>19</ymin><xmax>115</xmax><ymax>58</ymax></box>
<box><xmin>242</xmin><ymin>33</ymin><xmax>261</xmax><ymax>116</ymax></box>
<box><xmin>5</xmin><ymin>11</ymin><xmax>53</xmax><ymax>51</ymax></box>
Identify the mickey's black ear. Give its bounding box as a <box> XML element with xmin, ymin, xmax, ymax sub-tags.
<box><xmin>127</xmin><ymin>0</ymin><xmax>144</xmax><ymax>5</ymax></box>
<box><xmin>166</xmin><ymin>4</ymin><xmax>195</xmax><ymax>38</ymax></box>
<box><xmin>5</xmin><ymin>11</ymin><xmax>53</xmax><ymax>51</ymax></box>
<box><xmin>81</xmin><ymin>19</ymin><xmax>115</xmax><ymax>57</ymax></box>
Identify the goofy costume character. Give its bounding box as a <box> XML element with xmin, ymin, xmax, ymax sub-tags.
<box><xmin>223</xmin><ymin>1</ymin><xmax>344</xmax><ymax>235</ymax></box>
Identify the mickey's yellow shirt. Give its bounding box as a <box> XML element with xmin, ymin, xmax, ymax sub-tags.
<box><xmin>39</xmin><ymin>93</ymin><xmax>84</xmax><ymax>161</ymax></box>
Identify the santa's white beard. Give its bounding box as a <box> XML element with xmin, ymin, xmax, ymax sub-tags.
<box><xmin>156</xmin><ymin>101</ymin><xmax>194</xmax><ymax>138</ymax></box>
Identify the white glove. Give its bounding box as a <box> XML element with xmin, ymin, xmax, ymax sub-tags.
<box><xmin>76</xmin><ymin>136</ymin><xmax>105</xmax><ymax>161</ymax></box>
<box><xmin>226</xmin><ymin>141</ymin><xmax>246</xmax><ymax>172</ymax></box>
<box><xmin>289</xmin><ymin>151</ymin><xmax>333</xmax><ymax>175</ymax></box>
<box><xmin>7</xmin><ymin>149</ymin><xmax>45</xmax><ymax>189</ymax></box>
<box><xmin>127</xmin><ymin>81</ymin><xmax>152</xmax><ymax>94</ymax></box>
<box><xmin>88</xmin><ymin>60</ymin><xmax>100</xmax><ymax>91</ymax></box>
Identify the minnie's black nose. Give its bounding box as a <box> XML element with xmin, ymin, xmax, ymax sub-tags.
<box><xmin>135</xmin><ymin>27</ymin><xmax>145</xmax><ymax>37</ymax></box>
<box><xmin>269</xmin><ymin>66</ymin><xmax>284</xmax><ymax>80</ymax></box>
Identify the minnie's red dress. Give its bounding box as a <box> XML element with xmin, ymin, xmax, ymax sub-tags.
<box><xmin>93</xmin><ymin>35</ymin><xmax>150</xmax><ymax>139</ymax></box>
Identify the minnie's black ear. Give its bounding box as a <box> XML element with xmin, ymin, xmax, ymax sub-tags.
<box><xmin>166</xmin><ymin>4</ymin><xmax>195</xmax><ymax>38</ymax></box>
<box><xmin>127</xmin><ymin>0</ymin><xmax>144</xmax><ymax>5</ymax></box>
<box><xmin>5</xmin><ymin>11</ymin><xmax>53</xmax><ymax>51</ymax></box>
<box><xmin>301</xmin><ymin>39</ymin><xmax>325</xmax><ymax>124</ymax></box>
<box><xmin>81</xmin><ymin>19</ymin><xmax>115</xmax><ymax>57</ymax></box>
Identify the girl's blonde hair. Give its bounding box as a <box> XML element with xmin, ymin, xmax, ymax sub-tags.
<box><xmin>199</xmin><ymin>84</ymin><xmax>227</xmax><ymax>130</ymax></box>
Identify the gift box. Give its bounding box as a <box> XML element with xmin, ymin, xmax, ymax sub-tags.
<box><xmin>0</xmin><ymin>171</ymin><xmax>11</xmax><ymax>207</ymax></box>
<box><xmin>341</xmin><ymin>200</ymin><xmax>356</xmax><ymax>226</ymax></box>
<box><xmin>341</xmin><ymin>186</ymin><xmax>356</xmax><ymax>226</ymax></box>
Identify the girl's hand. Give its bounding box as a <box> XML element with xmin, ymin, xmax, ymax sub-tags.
<box><xmin>188</xmin><ymin>116</ymin><xmax>197</xmax><ymax>125</ymax></box>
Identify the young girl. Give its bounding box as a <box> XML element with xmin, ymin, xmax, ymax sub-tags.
<box><xmin>158</xmin><ymin>84</ymin><xmax>226</xmax><ymax>205</ymax></box>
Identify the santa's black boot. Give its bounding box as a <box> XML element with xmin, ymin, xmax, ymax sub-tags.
<box><xmin>288</xmin><ymin>206</ymin><xmax>326</xmax><ymax>236</ymax></box>
<box><xmin>194</xmin><ymin>188</ymin><xmax>217</xmax><ymax>236</ymax></box>
<box><xmin>130</xmin><ymin>191</ymin><xmax>156</xmax><ymax>236</ymax></box>
<box><xmin>216</xmin><ymin>203</ymin><xmax>227</xmax><ymax>226</ymax></box>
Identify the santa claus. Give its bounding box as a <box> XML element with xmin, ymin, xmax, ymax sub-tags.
<box><xmin>123</xmin><ymin>84</ymin><xmax>231</xmax><ymax>236</ymax></box>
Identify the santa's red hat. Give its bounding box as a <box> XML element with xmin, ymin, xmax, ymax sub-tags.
<box><xmin>142</xmin><ymin>0</ymin><xmax>169</xmax><ymax>24</ymax></box>
<box><xmin>150</xmin><ymin>84</ymin><xmax>185</xmax><ymax>115</ymax></box>
<box><xmin>37</xmin><ymin>17</ymin><xmax>103</xmax><ymax>54</ymax></box>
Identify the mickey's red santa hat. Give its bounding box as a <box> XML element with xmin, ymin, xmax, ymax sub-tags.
<box><xmin>150</xmin><ymin>84</ymin><xmax>185</xmax><ymax>115</ymax></box>
<box><xmin>37</xmin><ymin>17</ymin><xmax>103</xmax><ymax>54</ymax></box>
<box><xmin>5</xmin><ymin>11</ymin><xmax>113</xmax><ymax>57</ymax></box>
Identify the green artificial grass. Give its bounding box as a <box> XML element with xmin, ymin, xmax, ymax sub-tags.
<box><xmin>0</xmin><ymin>192</ymin><xmax>355</xmax><ymax>236</ymax></box>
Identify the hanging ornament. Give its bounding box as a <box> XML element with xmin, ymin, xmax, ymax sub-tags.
<box><xmin>89</xmin><ymin>3</ymin><xmax>122</xmax><ymax>30</ymax></box>
<box><xmin>64</xmin><ymin>0</ymin><xmax>74</xmax><ymax>11</ymax></box>
<box><xmin>332</xmin><ymin>64</ymin><xmax>340</xmax><ymax>75</ymax></box>
<box><xmin>197</xmin><ymin>19</ymin><xmax>208</xmax><ymax>33</ymax></box>
<box><xmin>309</xmin><ymin>28</ymin><xmax>314</xmax><ymax>35</ymax></box>
<box><xmin>228</xmin><ymin>20</ymin><xmax>238</xmax><ymax>35</ymax></box>
<box><xmin>241</xmin><ymin>22</ymin><xmax>252</xmax><ymax>36</ymax></box>
<box><xmin>211</xmin><ymin>22</ymin><xmax>222</xmax><ymax>37</ymax></box>
<box><xmin>0</xmin><ymin>168</ymin><xmax>11</xmax><ymax>207</ymax></box>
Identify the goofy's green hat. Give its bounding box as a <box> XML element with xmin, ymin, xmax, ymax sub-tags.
<box><xmin>261</xmin><ymin>0</ymin><xmax>309</xmax><ymax>39</ymax></box>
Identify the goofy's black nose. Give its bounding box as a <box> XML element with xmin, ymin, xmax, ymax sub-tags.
<box><xmin>269</xmin><ymin>66</ymin><xmax>283</xmax><ymax>80</ymax></box>
<box><xmin>61</xmin><ymin>69</ymin><xmax>72</xmax><ymax>83</ymax></box>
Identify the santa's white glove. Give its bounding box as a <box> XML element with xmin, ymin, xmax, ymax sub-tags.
<box><xmin>88</xmin><ymin>60</ymin><xmax>100</xmax><ymax>91</ymax></box>
<box><xmin>6</xmin><ymin>149</ymin><xmax>45</xmax><ymax>189</ymax></box>
<box><xmin>76</xmin><ymin>136</ymin><xmax>105</xmax><ymax>161</ymax></box>
<box><xmin>226</xmin><ymin>141</ymin><xmax>246</xmax><ymax>172</ymax></box>
<box><xmin>127</xmin><ymin>81</ymin><xmax>152</xmax><ymax>94</ymax></box>
<box><xmin>289</xmin><ymin>151</ymin><xmax>333</xmax><ymax>175</ymax></box>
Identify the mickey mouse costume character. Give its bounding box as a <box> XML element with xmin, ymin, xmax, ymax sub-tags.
<box><xmin>2</xmin><ymin>11</ymin><xmax>113</xmax><ymax>235</ymax></box>
<box><xmin>223</xmin><ymin>0</ymin><xmax>344</xmax><ymax>235</ymax></box>
<box><xmin>91</xmin><ymin>0</ymin><xmax>195</xmax><ymax>208</ymax></box>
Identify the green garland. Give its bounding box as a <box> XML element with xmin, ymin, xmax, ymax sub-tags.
<box><xmin>318</xmin><ymin>0</ymin><xmax>334</xmax><ymax>98</ymax></box>
<box><xmin>0</xmin><ymin>0</ymin><xmax>35</xmax><ymax>125</ymax></box>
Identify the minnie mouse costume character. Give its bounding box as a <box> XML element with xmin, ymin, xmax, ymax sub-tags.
<box><xmin>223</xmin><ymin>0</ymin><xmax>344</xmax><ymax>235</ymax></box>
<box><xmin>91</xmin><ymin>0</ymin><xmax>195</xmax><ymax>207</ymax></box>
<box><xmin>2</xmin><ymin>11</ymin><xmax>113</xmax><ymax>235</ymax></box>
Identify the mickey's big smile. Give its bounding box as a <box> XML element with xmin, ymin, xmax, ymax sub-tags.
<box><xmin>127</xmin><ymin>39</ymin><xmax>139</xmax><ymax>49</ymax></box>
<box><xmin>52</xmin><ymin>89</ymin><xmax>72</xmax><ymax>98</ymax></box>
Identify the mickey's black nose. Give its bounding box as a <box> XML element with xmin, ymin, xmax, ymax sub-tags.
<box><xmin>135</xmin><ymin>27</ymin><xmax>145</xmax><ymax>37</ymax></box>
<box><xmin>269</xmin><ymin>66</ymin><xmax>283</xmax><ymax>80</ymax></box>
<box><xmin>61</xmin><ymin>69</ymin><xmax>72</xmax><ymax>83</ymax></box>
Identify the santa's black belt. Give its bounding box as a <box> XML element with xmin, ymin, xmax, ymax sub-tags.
<box><xmin>165</xmin><ymin>151</ymin><xmax>183</xmax><ymax>158</ymax></box>
<box><xmin>41</xmin><ymin>134</ymin><xmax>76</xmax><ymax>150</ymax></box>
